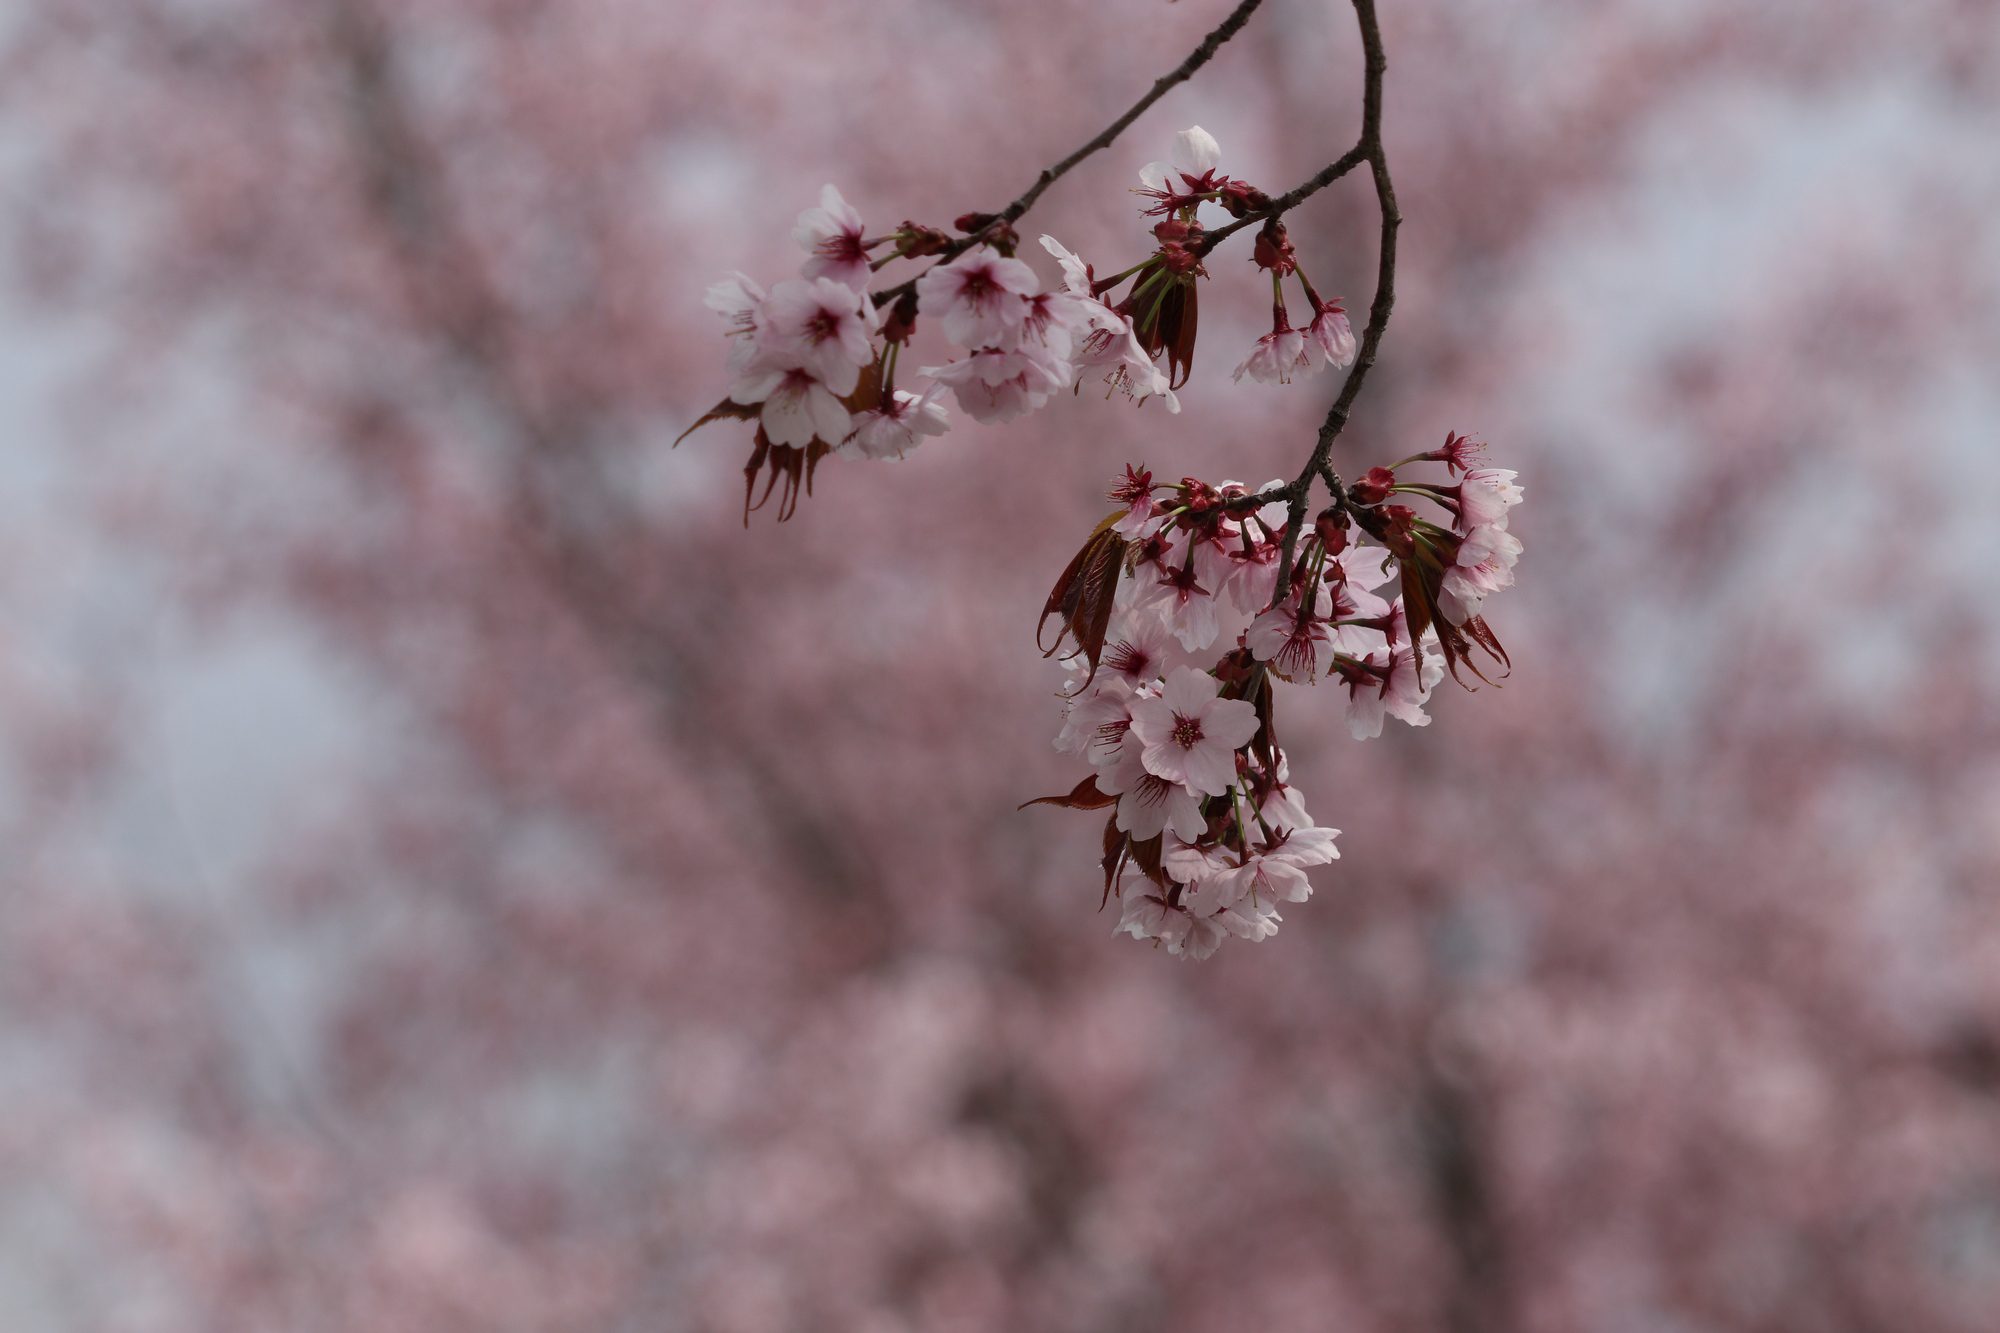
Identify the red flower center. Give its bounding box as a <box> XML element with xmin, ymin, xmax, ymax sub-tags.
<box><xmin>805</xmin><ymin>310</ymin><xmax>840</xmax><ymax>344</ymax></box>
<box><xmin>1171</xmin><ymin>714</ymin><xmax>1204</xmax><ymax>750</ymax></box>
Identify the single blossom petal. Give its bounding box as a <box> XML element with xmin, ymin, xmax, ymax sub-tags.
<box><xmin>1173</xmin><ymin>125</ymin><xmax>1223</xmax><ymax>176</ymax></box>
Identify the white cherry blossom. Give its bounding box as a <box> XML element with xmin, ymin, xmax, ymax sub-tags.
<box><xmin>914</xmin><ymin>247</ymin><xmax>1039</xmax><ymax>348</ymax></box>
<box><xmin>1128</xmin><ymin>666</ymin><xmax>1259</xmax><ymax>797</ymax></box>
<box><xmin>793</xmin><ymin>184</ymin><xmax>872</xmax><ymax>291</ymax></box>
<box><xmin>843</xmin><ymin>386</ymin><xmax>950</xmax><ymax>461</ymax></box>
<box><xmin>752</xmin><ymin>276</ymin><xmax>878</xmax><ymax>394</ymax></box>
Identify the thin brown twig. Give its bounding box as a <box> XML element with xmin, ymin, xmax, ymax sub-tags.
<box><xmin>1238</xmin><ymin>0</ymin><xmax>1399</xmax><ymax>598</ymax></box>
<box><xmin>873</xmin><ymin>0</ymin><xmax>1266</xmax><ymax>308</ymax></box>
<box><xmin>1196</xmin><ymin>141</ymin><xmax>1371</xmax><ymax>257</ymax></box>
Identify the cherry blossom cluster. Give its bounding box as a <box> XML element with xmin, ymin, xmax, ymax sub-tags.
<box><xmin>685</xmin><ymin>127</ymin><xmax>1355</xmax><ymax>521</ymax></box>
<box><xmin>685</xmin><ymin>109</ymin><xmax>1526</xmax><ymax>958</ymax></box>
<box><xmin>1030</xmin><ymin>437</ymin><xmax>1520</xmax><ymax>960</ymax></box>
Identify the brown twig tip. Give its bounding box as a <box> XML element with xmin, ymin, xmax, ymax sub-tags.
<box><xmin>1266</xmin><ymin>0</ymin><xmax>1398</xmax><ymax>599</ymax></box>
<box><xmin>874</xmin><ymin>0</ymin><xmax>1267</xmax><ymax>308</ymax></box>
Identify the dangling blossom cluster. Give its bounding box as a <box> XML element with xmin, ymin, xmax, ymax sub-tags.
<box><xmin>1028</xmin><ymin>438</ymin><xmax>1521</xmax><ymax>960</ymax></box>
<box><xmin>684</xmin><ymin>127</ymin><xmax>1355</xmax><ymax>522</ymax></box>
<box><xmin>683</xmin><ymin>114</ymin><xmax>1524</xmax><ymax>957</ymax></box>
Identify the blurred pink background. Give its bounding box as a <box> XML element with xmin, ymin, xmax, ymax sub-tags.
<box><xmin>4</xmin><ymin>1</ymin><xmax>2000</xmax><ymax>1328</ymax></box>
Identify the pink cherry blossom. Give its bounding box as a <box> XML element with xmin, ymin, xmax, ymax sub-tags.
<box><xmin>1219</xmin><ymin>901</ymin><xmax>1283</xmax><ymax>942</ymax></box>
<box><xmin>1439</xmin><ymin>523</ymin><xmax>1522</xmax><ymax>624</ymax></box>
<box><xmin>1232</xmin><ymin>323</ymin><xmax>1310</xmax><ymax>384</ymax></box>
<box><xmin>1246</xmin><ymin>603</ymin><xmax>1332</xmax><ymax>682</ymax></box>
<box><xmin>1162</xmin><ymin>835</ymin><xmax>1233</xmax><ymax>888</ymax></box>
<box><xmin>1112</xmin><ymin>892</ymin><xmax>1227</xmax><ymax>960</ymax></box>
<box><xmin>1137</xmin><ymin>125</ymin><xmax>1224</xmax><ymax>207</ymax></box>
<box><xmin>843</xmin><ymin>386</ymin><xmax>950</xmax><ymax>461</ymax></box>
<box><xmin>1218</xmin><ymin>825</ymin><xmax>1341</xmax><ymax>909</ymax></box>
<box><xmin>1326</xmin><ymin>546</ymin><xmax>1398</xmax><ymax>652</ymax></box>
<box><xmin>729</xmin><ymin>366</ymin><xmax>851</xmax><ymax>448</ymax></box>
<box><xmin>1457</xmin><ymin>467</ymin><xmax>1524</xmax><ymax>532</ymax></box>
<box><xmin>919</xmin><ymin>347</ymin><xmax>1069</xmax><ymax>424</ymax></box>
<box><xmin>1012</xmin><ymin>289</ymin><xmax>1083</xmax><ymax>365</ymax></box>
<box><xmin>703</xmin><ymin>271</ymin><xmax>767</xmax><ymax>374</ymax></box>
<box><xmin>1041</xmin><ymin>237</ymin><xmax>1180</xmax><ymax>411</ymax></box>
<box><xmin>1052</xmin><ymin>682</ymin><xmax>1132</xmax><ymax>762</ymax></box>
<box><xmin>752</xmin><ymin>276</ymin><xmax>878</xmax><ymax>394</ymax></box>
<box><xmin>1074</xmin><ymin>304</ymin><xmax>1180</xmax><ymax>410</ymax></box>
<box><xmin>1232</xmin><ymin>753</ymin><xmax>1313</xmax><ymax>834</ymax></box>
<box><xmin>1140</xmin><ymin>563</ymin><xmax>1223</xmax><ymax>652</ymax></box>
<box><xmin>1096</xmin><ymin>734</ymin><xmax>1207</xmax><ymax>843</ymax></box>
<box><xmin>1097</xmin><ymin>617</ymin><xmax>1174</xmax><ymax>690</ymax></box>
<box><xmin>1038</xmin><ymin>234</ymin><xmax>1094</xmax><ymax>296</ymax></box>
<box><xmin>1306</xmin><ymin>301</ymin><xmax>1357</xmax><ymax>367</ymax></box>
<box><xmin>914</xmin><ymin>247</ymin><xmax>1039</xmax><ymax>348</ymax></box>
<box><xmin>793</xmin><ymin>184</ymin><xmax>872</xmax><ymax>291</ymax></box>
<box><xmin>1128</xmin><ymin>666</ymin><xmax>1259</xmax><ymax>797</ymax></box>
<box><xmin>1341</xmin><ymin>638</ymin><xmax>1445</xmax><ymax>740</ymax></box>
<box><xmin>1336</xmin><ymin>543</ymin><xmax>1399</xmax><ymax>591</ymax></box>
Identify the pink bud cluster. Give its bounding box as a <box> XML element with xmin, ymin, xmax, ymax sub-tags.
<box><xmin>1033</xmin><ymin>444</ymin><xmax>1522</xmax><ymax>960</ymax></box>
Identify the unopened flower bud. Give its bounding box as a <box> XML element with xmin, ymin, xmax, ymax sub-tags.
<box><xmin>896</xmin><ymin>222</ymin><xmax>952</xmax><ymax>257</ymax></box>
<box><xmin>1349</xmin><ymin>466</ymin><xmax>1398</xmax><ymax>507</ymax></box>
<box><xmin>1252</xmin><ymin>219</ymin><xmax>1296</xmax><ymax>275</ymax></box>
<box><xmin>1154</xmin><ymin>218</ymin><xmax>1194</xmax><ymax>245</ymax></box>
<box><xmin>1216</xmin><ymin>180</ymin><xmax>1272</xmax><ymax>218</ymax></box>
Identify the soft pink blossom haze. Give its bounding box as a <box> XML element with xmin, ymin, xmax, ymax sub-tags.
<box><xmin>4</xmin><ymin>1</ymin><xmax>1999</xmax><ymax>1328</ymax></box>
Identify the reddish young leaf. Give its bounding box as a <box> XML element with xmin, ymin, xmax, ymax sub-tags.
<box><xmin>1037</xmin><ymin>515</ymin><xmax>1129</xmax><ymax>688</ymax></box>
<box><xmin>1018</xmin><ymin>774</ymin><xmax>1120</xmax><ymax>812</ymax></box>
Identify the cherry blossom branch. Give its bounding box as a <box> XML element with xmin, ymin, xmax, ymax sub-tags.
<box><xmin>871</xmin><ymin>0</ymin><xmax>1266</xmax><ymax>309</ymax></box>
<box><xmin>704</xmin><ymin>0</ymin><xmax>1522</xmax><ymax>962</ymax></box>
<box><xmin>1226</xmin><ymin>0</ymin><xmax>1399</xmax><ymax>595</ymax></box>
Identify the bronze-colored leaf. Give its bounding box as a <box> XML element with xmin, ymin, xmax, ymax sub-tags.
<box><xmin>1400</xmin><ymin>556</ymin><xmax>1504</xmax><ymax>687</ymax></box>
<box><xmin>1018</xmin><ymin>774</ymin><xmax>1120</xmax><ymax>812</ymax></box>
<box><xmin>1461</xmin><ymin>614</ymin><xmax>1511</xmax><ymax>676</ymax></box>
<box><xmin>1249</xmin><ymin>667</ymin><xmax>1279</xmax><ymax>768</ymax></box>
<box><xmin>1164</xmin><ymin>281</ymin><xmax>1199</xmax><ymax>390</ymax></box>
<box><xmin>741</xmin><ymin>431</ymin><xmax>773</xmax><ymax>527</ymax></box>
<box><xmin>841</xmin><ymin>360</ymin><xmax>883</xmax><ymax>416</ymax></box>
<box><xmin>1037</xmin><ymin>513</ymin><xmax>1128</xmax><ymax>689</ymax></box>
<box><xmin>1128</xmin><ymin>833</ymin><xmax>1169</xmax><ymax>892</ymax></box>
<box><xmin>674</xmin><ymin>396</ymin><xmax>758</xmax><ymax>448</ymax></box>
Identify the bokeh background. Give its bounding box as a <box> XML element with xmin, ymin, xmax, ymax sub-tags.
<box><xmin>5</xmin><ymin>0</ymin><xmax>2000</xmax><ymax>1328</ymax></box>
